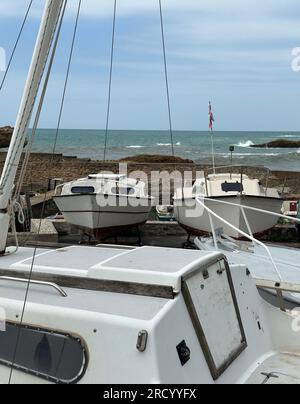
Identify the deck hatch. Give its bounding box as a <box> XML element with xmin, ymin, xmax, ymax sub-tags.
<box><xmin>182</xmin><ymin>256</ymin><xmax>247</xmax><ymax>380</ymax></box>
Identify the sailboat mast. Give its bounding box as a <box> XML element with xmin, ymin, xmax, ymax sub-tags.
<box><xmin>0</xmin><ymin>0</ymin><xmax>65</xmax><ymax>254</ymax></box>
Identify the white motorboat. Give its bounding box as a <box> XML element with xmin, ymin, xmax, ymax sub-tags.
<box><xmin>0</xmin><ymin>0</ymin><xmax>300</xmax><ymax>385</ymax></box>
<box><xmin>174</xmin><ymin>171</ymin><xmax>283</xmax><ymax>239</ymax></box>
<box><xmin>53</xmin><ymin>174</ymin><xmax>154</xmax><ymax>236</ymax></box>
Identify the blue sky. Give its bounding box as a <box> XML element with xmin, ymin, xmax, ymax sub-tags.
<box><xmin>0</xmin><ymin>0</ymin><xmax>300</xmax><ymax>131</ymax></box>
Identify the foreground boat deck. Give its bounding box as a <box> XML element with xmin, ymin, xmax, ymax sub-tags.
<box><xmin>0</xmin><ymin>244</ymin><xmax>299</xmax><ymax>384</ymax></box>
<box><xmin>246</xmin><ymin>353</ymin><xmax>300</xmax><ymax>384</ymax></box>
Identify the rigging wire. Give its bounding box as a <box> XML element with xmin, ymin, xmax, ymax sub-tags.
<box><xmin>159</xmin><ymin>0</ymin><xmax>174</xmax><ymax>156</ymax></box>
<box><xmin>14</xmin><ymin>2</ymin><xmax>70</xmax><ymax>203</ymax></box>
<box><xmin>103</xmin><ymin>0</ymin><xmax>117</xmax><ymax>162</ymax></box>
<box><xmin>0</xmin><ymin>0</ymin><xmax>34</xmax><ymax>93</ymax></box>
<box><xmin>8</xmin><ymin>0</ymin><xmax>70</xmax><ymax>384</ymax></box>
<box><xmin>52</xmin><ymin>0</ymin><xmax>82</xmax><ymax>154</ymax></box>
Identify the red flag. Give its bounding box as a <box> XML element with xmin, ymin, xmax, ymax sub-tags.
<box><xmin>209</xmin><ymin>102</ymin><xmax>215</xmax><ymax>131</ymax></box>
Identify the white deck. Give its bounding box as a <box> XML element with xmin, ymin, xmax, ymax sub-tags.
<box><xmin>0</xmin><ymin>246</ymin><xmax>221</xmax><ymax>292</ymax></box>
<box><xmin>226</xmin><ymin>245</ymin><xmax>300</xmax><ymax>283</ymax></box>
<box><xmin>246</xmin><ymin>353</ymin><xmax>300</xmax><ymax>384</ymax></box>
<box><xmin>200</xmin><ymin>240</ymin><xmax>300</xmax><ymax>283</ymax></box>
<box><xmin>0</xmin><ymin>244</ymin><xmax>300</xmax><ymax>384</ymax></box>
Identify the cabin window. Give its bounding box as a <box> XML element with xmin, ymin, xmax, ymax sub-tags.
<box><xmin>111</xmin><ymin>187</ymin><xmax>135</xmax><ymax>196</ymax></box>
<box><xmin>71</xmin><ymin>186</ymin><xmax>95</xmax><ymax>194</ymax></box>
<box><xmin>0</xmin><ymin>323</ymin><xmax>88</xmax><ymax>384</ymax></box>
<box><xmin>221</xmin><ymin>182</ymin><xmax>244</xmax><ymax>193</ymax></box>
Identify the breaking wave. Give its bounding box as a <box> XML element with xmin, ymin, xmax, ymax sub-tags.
<box><xmin>156</xmin><ymin>142</ymin><xmax>181</xmax><ymax>147</ymax></box>
<box><xmin>236</xmin><ymin>140</ymin><xmax>255</xmax><ymax>148</ymax></box>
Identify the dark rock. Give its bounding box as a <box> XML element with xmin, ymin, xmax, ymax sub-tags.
<box><xmin>0</xmin><ymin>126</ymin><xmax>28</xmax><ymax>149</ymax></box>
<box><xmin>119</xmin><ymin>155</ymin><xmax>194</xmax><ymax>164</ymax></box>
<box><xmin>0</xmin><ymin>126</ymin><xmax>14</xmax><ymax>148</ymax></box>
<box><xmin>252</xmin><ymin>139</ymin><xmax>300</xmax><ymax>148</ymax></box>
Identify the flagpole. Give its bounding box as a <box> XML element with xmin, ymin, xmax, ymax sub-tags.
<box><xmin>208</xmin><ymin>101</ymin><xmax>216</xmax><ymax>175</ymax></box>
<box><xmin>211</xmin><ymin>128</ymin><xmax>216</xmax><ymax>175</ymax></box>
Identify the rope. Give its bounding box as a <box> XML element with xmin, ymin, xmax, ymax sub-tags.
<box><xmin>159</xmin><ymin>0</ymin><xmax>174</xmax><ymax>156</ymax></box>
<box><xmin>103</xmin><ymin>0</ymin><xmax>117</xmax><ymax>162</ymax></box>
<box><xmin>14</xmin><ymin>201</ymin><xmax>25</xmax><ymax>225</ymax></box>
<box><xmin>10</xmin><ymin>205</ymin><xmax>19</xmax><ymax>254</ymax></box>
<box><xmin>0</xmin><ymin>0</ymin><xmax>34</xmax><ymax>93</ymax></box>
<box><xmin>8</xmin><ymin>0</ymin><xmax>69</xmax><ymax>384</ymax></box>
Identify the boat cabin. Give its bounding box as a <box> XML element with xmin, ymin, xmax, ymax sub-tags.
<box><xmin>191</xmin><ymin>173</ymin><xmax>280</xmax><ymax>199</ymax></box>
<box><xmin>55</xmin><ymin>174</ymin><xmax>149</xmax><ymax>199</ymax></box>
<box><xmin>0</xmin><ymin>245</ymin><xmax>299</xmax><ymax>384</ymax></box>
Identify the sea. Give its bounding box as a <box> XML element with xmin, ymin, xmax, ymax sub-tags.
<box><xmin>30</xmin><ymin>129</ymin><xmax>300</xmax><ymax>172</ymax></box>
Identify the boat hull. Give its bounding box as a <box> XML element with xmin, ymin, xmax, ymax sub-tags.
<box><xmin>175</xmin><ymin>195</ymin><xmax>283</xmax><ymax>239</ymax></box>
<box><xmin>54</xmin><ymin>194</ymin><xmax>152</xmax><ymax>231</ymax></box>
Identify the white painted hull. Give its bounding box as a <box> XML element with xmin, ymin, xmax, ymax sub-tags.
<box><xmin>54</xmin><ymin>194</ymin><xmax>152</xmax><ymax>231</ymax></box>
<box><xmin>175</xmin><ymin>196</ymin><xmax>283</xmax><ymax>239</ymax></box>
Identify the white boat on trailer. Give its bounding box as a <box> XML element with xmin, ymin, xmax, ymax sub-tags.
<box><xmin>0</xmin><ymin>0</ymin><xmax>300</xmax><ymax>385</ymax></box>
<box><xmin>53</xmin><ymin>174</ymin><xmax>153</xmax><ymax>238</ymax></box>
<box><xmin>174</xmin><ymin>169</ymin><xmax>283</xmax><ymax>240</ymax></box>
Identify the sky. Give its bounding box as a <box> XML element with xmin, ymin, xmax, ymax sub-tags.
<box><xmin>0</xmin><ymin>0</ymin><xmax>300</xmax><ymax>131</ymax></box>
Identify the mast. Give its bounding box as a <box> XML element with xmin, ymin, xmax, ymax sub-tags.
<box><xmin>0</xmin><ymin>0</ymin><xmax>65</xmax><ymax>254</ymax></box>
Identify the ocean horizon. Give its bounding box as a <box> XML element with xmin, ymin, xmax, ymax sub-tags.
<box><xmin>29</xmin><ymin>129</ymin><xmax>300</xmax><ymax>172</ymax></box>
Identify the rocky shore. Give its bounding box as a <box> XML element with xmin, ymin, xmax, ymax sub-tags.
<box><xmin>0</xmin><ymin>152</ymin><xmax>300</xmax><ymax>198</ymax></box>
<box><xmin>252</xmin><ymin>139</ymin><xmax>300</xmax><ymax>148</ymax></box>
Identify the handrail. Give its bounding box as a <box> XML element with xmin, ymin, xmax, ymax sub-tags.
<box><xmin>256</xmin><ymin>279</ymin><xmax>300</xmax><ymax>294</ymax></box>
<box><xmin>0</xmin><ymin>276</ymin><xmax>67</xmax><ymax>297</ymax></box>
<box><xmin>256</xmin><ymin>279</ymin><xmax>300</xmax><ymax>312</ymax></box>
<box><xmin>206</xmin><ymin>164</ymin><xmax>271</xmax><ymax>176</ymax></box>
<box><xmin>195</xmin><ymin>197</ymin><xmax>283</xmax><ymax>282</ymax></box>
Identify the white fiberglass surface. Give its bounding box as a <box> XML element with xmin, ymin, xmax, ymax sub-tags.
<box><xmin>98</xmin><ymin>246</ymin><xmax>218</xmax><ymax>274</ymax></box>
<box><xmin>226</xmin><ymin>245</ymin><xmax>300</xmax><ymax>284</ymax></box>
<box><xmin>7</xmin><ymin>246</ymin><xmax>129</xmax><ymax>274</ymax></box>
<box><xmin>0</xmin><ymin>281</ymin><xmax>169</xmax><ymax>321</ymax></box>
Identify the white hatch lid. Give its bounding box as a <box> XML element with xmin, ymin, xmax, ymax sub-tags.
<box><xmin>89</xmin><ymin>246</ymin><xmax>222</xmax><ymax>292</ymax></box>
